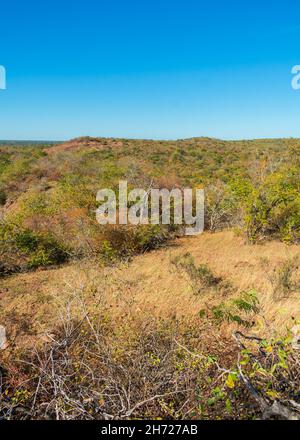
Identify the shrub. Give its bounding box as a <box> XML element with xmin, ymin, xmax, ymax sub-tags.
<box><xmin>172</xmin><ymin>253</ymin><xmax>222</xmax><ymax>294</ymax></box>
<box><xmin>0</xmin><ymin>188</ymin><xmax>6</xmax><ymax>205</ymax></box>
<box><xmin>1</xmin><ymin>292</ymin><xmax>298</xmax><ymax>420</ymax></box>
<box><xmin>205</xmin><ymin>182</ymin><xmax>238</xmax><ymax>231</ymax></box>
<box><xmin>0</xmin><ymin>225</ymin><xmax>69</xmax><ymax>270</ymax></box>
<box><xmin>14</xmin><ymin>229</ymin><xmax>39</xmax><ymax>252</ymax></box>
<box><xmin>242</xmin><ymin>169</ymin><xmax>300</xmax><ymax>243</ymax></box>
<box><xmin>211</xmin><ymin>290</ymin><xmax>259</xmax><ymax>327</ymax></box>
<box><xmin>262</xmin><ymin>256</ymin><xmax>300</xmax><ymax>301</ymax></box>
<box><xmin>97</xmin><ymin>224</ymin><xmax>169</xmax><ymax>263</ymax></box>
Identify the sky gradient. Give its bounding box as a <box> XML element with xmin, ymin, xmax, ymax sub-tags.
<box><xmin>1</xmin><ymin>0</ymin><xmax>300</xmax><ymax>140</ymax></box>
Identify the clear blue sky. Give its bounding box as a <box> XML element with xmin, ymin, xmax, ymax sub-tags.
<box><xmin>1</xmin><ymin>0</ymin><xmax>300</xmax><ymax>140</ymax></box>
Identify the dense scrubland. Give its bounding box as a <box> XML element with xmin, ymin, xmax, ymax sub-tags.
<box><xmin>0</xmin><ymin>136</ymin><xmax>300</xmax><ymax>420</ymax></box>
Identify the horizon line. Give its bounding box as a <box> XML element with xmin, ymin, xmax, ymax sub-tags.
<box><xmin>0</xmin><ymin>135</ymin><xmax>299</xmax><ymax>144</ymax></box>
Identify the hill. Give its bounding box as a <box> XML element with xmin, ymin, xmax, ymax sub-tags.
<box><xmin>0</xmin><ymin>136</ymin><xmax>300</xmax><ymax>420</ymax></box>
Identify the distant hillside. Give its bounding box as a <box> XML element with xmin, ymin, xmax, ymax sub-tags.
<box><xmin>0</xmin><ymin>140</ymin><xmax>62</xmax><ymax>146</ymax></box>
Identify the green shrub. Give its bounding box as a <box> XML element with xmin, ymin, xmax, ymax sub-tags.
<box><xmin>99</xmin><ymin>240</ymin><xmax>118</xmax><ymax>265</ymax></box>
<box><xmin>242</xmin><ymin>169</ymin><xmax>300</xmax><ymax>243</ymax></box>
<box><xmin>1</xmin><ymin>226</ymin><xmax>69</xmax><ymax>269</ymax></box>
<box><xmin>211</xmin><ymin>290</ymin><xmax>259</xmax><ymax>327</ymax></box>
<box><xmin>14</xmin><ymin>229</ymin><xmax>39</xmax><ymax>252</ymax></box>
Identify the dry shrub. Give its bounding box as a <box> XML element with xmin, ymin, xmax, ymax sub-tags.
<box><xmin>171</xmin><ymin>253</ymin><xmax>227</xmax><ymax>295</ymax></box>
<box><xmin>1</xmin><ymin>286</ymin><xmax>300</xmax><ymax>420</ymax></box>
<box><xmin>95</xmin><ymin>224</ymin><xmax>170</xmax><ymax>264</ymax></box>
<box><xmin>261</xmin><ymin>256</ymin><xmax>300</xmax><ymax>301</ymax></box>
<box><xmin>0</xmin><ymin>293</ymin><xmax>239</xmax><ymax>420</ymax></box>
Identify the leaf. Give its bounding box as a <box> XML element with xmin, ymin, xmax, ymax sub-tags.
<box><xmin>225</xmin><ymin>373</ymin><xmax>237</xmax><ymax>389</ymax></box>
<box><xmin>265</xmin><ymin>345</ymin><xmax>273</xmax><ymax>353</ymax></box>
<box><xmin>225</xmin><ymin>398</ymin><xmax>232</xmax><ymax>413</ymax></box>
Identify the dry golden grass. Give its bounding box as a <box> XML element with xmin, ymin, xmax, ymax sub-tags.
<box><xmin>1</xmin><ymin>231</ymin><xmax>300</xmax><ymax>351</ymax></box>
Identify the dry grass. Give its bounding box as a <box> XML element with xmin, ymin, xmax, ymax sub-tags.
<box><xmin>1</xmin><ymin>230</ymin><xmax>300</xmax><ymax>354</ymax></box>
<box><xmin>1</xmin><ymin>230</ymin><xmax>300</xmax><ymax>420</ymax></box>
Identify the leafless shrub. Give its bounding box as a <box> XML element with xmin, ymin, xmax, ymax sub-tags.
<box><xmin>1</xmin><ymin>288</ymin><xmax>299</xmax><ymax>421</ymax></box>
<box><xmin>0</xmin><ymin>296</ymin><xmax>215</xmax><ymax>420</ymax></box>
<box><xmin>205</xmin><ymin>182</ymin><xmax>238</xmax><ymax>231</ymax></box>
<box><xmin>261</xmin><ymin>256</ymin><xmax>300</xmax><ymax>301</ymax></box>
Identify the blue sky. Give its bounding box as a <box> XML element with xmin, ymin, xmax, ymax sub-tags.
<box><xmin>1</xmin><ymin>0</ymin><xmax>300</xmax><ymax>140</ymax></box>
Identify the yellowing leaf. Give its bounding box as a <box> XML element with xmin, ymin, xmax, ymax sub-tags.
<box><xmin>225</xmin><ymin>373</ymin><xmax>236</xmax><ymax>389</ymax></box>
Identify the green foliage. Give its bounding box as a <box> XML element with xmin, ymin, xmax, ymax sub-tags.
<box><xmin>1</xmin><ymin>157</ymin><xmax>33</xmax><ymax>183</ymax></box>
<box><xmin>224</xmin><ymin>333</ymin><xmax>299</xmax><ymax>412</ymax></box>
<box><xmin>1</xmin><ymin>137</ymin><xmax>300</xmax><ymax>274</ymax></box>
<box><xmin>57</xmin><ymin>174</ymin><xmax>97</xmax><ymax>211</ymax></box>
<box><xmin>0</xmin><ymin>225</ymin><xmax>69</xmax><ymax>270</ymax></box>
<box><xmin>0</xmin><ymin>153</ymin><xmax>11</xmax><ymax>176</ymax></box>
<box><xmin>99</xmin><ymin>240</ymin><xmax>118</xmax><ymax>265</ymax></box>
<box><xmin>211</xmin><ymin>290</ymin><xmax>259</xmax><ymax>327</ymax></box>
<box><xmin>242</xmin><ymin>169</ymin><xmax>300</xmax><ymax>242</ymax></box>
<box><xmin>14</xmin><ymin>229</ymin><xmax>39</xmax><ymax>253</ymax></box>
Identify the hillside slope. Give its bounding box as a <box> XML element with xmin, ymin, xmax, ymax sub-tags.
<box><xmin>1</xmin><ymin>137</ymin><xmax>300</xmax><ymax>419</ymax></box>
<box><xmin>1</xmin><ymin>230</ymin><xmax>299</xmax><ymax>352</ymax></box>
